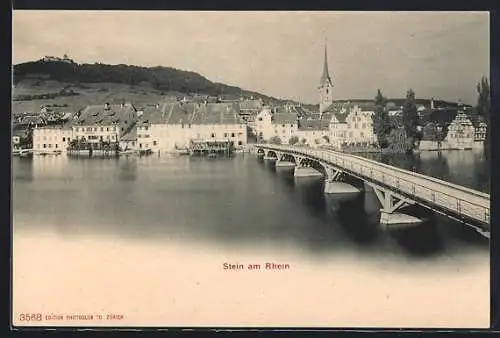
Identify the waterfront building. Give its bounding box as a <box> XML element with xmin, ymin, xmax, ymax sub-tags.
<box><xmin>137</xmin><ymin>102</ymin><xmax>247</xmax><ymax>153</ymax></box>
<box><xmin>295</xmin><ymin>116</ymin><xmax>331</xmax><ymax>147</ymax></box>
<box><xmin>32</xmin><ymin>124</ymin><xmax>72</xmax><ymax>154</ymax></box>
<box><xmin>119</xmin><ymin>127</ymin><xmax>138</xmax><ymax>152</ymax></box>
<box><xmin>444</xmin><ymin>111</ymin><xmax>475</xmax><ymax>150</ymax></box>
<box><xmin>324</xmin><ymin>102</ymin><xmax>376</xmax><ymax>148</ymax></box>
<box><xmin>474</xmin><ymin>119</ymin><xmax>487</xmax><ymax>142</ymax></box>
<box><xmin>71</xmin><ymin>103</ymin><xmax>137</xmax><ymax>144</ymax></box>
<box><xmin>269</xmin><ymin>107</ymin><xmax>299</xmax><ymax>144</ymax></box>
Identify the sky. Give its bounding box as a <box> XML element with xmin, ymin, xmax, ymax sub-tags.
<box><xmin>12</xmin><ymin>11</ymin><xmax>489</xmax><ymax>105</ymax></box>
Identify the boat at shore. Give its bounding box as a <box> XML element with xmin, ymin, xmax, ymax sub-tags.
<box><xmin>18</xmin><ymin>149</ymin><xmax>33</xmax><ymax>158</ymax></box>
<box><xmin>175</xmin><ymin>148</ymin><xmax>190</xmax><ymax>156</ymax></box>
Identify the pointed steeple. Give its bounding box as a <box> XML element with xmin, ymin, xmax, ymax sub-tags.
<box><xmin>320</xmin><ymin>44</ymin><xmax>332</xmax><ymax>86</ymax></box>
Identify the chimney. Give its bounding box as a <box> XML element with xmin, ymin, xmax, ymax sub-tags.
<box><xmin>105</xmin><ymin>103</ymin><xmax>110</xmax><ymax>110</ymax></box>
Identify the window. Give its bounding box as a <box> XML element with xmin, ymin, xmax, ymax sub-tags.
<box><xmin>238</xmin><ymin>141</ymin><xmax>242</xmax><ymax>146</ymax></box>
<box><xmin>362</xmin><ymin>123</ymin><xmax>366</xmax><ymax>129</ymax></box>
<box><xmin>360</xmin><ymin>132</ymin><xmax>364</xmax><ymax>138</ymax></box>
<box><xmin>94</xmin><ymin>127</ymin><xmax>98</xmax><ymax>131</ymax></box>
<box><xmin>48</xmin><ymin>136</ymin><xmax>52</xmax><ymax>141</ymax></box>
<box><xmin>76</xmin><ymin>127</ymin><xmax>79</xmax><ymax>132</ymax></box>
<box><xmin>107</xmin><ymin>136</ymin><xmax>110</xmax><ymax>140</ymax></box>
<box><xmin>106</xmin><ymin>127</ymin><xmax>109</xmax><ymax>132</ymax></box>
<box><xmin>231</xmin><ymin>133</ymin><xmax>235</xmax><ymax>137</ymax></box>
<box><xmin>48</xmin><ymin>144</ymin><xmax>52</xmax><ymax>148</ymax></box>
<box><xmin>101</xmin><ymin>127</ymin><xmax>104</xmax><ymax>132</ymax></box>
<box><xmin>139</xmin><ymin>144</ymin><xmax>142</xmax><ymax>148</ymax></box>
<box><xmin>211</xmin><ymin>133</ymin><xmax>215</xmax><ymax>138</ymax></box>
<box><xmin>125</xmin><ymin>120</ymin><xmax>128</xmax><ymax>124</ymax></box>
<box><xmin>153</xmin><ymin>141</ymin><xmax>157</xmax><ymax>146</ymax></box>
<box><xmin>354</xmin><ymin>123</ymin><xmax>358</xmax><ymax>129</ymax></box>
<box><xmin>43</xmin><ymin>144</ymin><xmax>46</xmax><ymax>148</ymax></box>
<box><xmin>121</xmin><ymin>128</ymin><xmax>124</xmax><ymax>132</ymax></box>
<box><xmin>145</xmin><ymin>126</ymin><xmax>149</xmax><ymax>131</ymax></box>
<box><xmin>290</xmin><ymin>124</ymin><xmax>293</xmax><ymax>127</ymax></box>
<box><xmin>62</xmin><ymin>137</ymin><xmax>65</xmax><ymax>142</ymax></box>
<box><xmin>282</xmin><ymin>124</ymin><xmax>285</xmax><ymax>127</ymax></box>
<box><xmin>258</xmin><ymin>117</ymin><xmax>263</xmax><ymax>121</ymax></box>
<box><xmin>224</xmin><ymin>133</ymin><xmax>227</xmax><ymax>137</ymax></box>
<box><xmin>111</xmin><ymin>136</ymin><xmax>115</xmax><ymax>140</ymax></box>
<box><xmin>87</xmin><ymin>127</ymin><xmax>91</xmax><ymax>131</ymax></box>
<box><xmin>55</xmin><ymin>144</ymin><xmax>58</xmax><ymax>148</ymax></box>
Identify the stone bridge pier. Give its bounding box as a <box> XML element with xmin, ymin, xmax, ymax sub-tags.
<box><xmin>322</xmin><ymin>163</ymin><xmax>362</xmax><ymax>195</ymax></box>
<box><xmin>367</xmin><ymin>183</ymin><xmax>421</xmax><ymax>227</ymax></box>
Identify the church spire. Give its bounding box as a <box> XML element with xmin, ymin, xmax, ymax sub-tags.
<box><xmin>320</xmin><ymin>43</ymin><xmax>332</xmax><ymax>86</ymax></box>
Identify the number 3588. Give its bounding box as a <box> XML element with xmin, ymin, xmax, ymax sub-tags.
<box><xmin>19</xmin><ymin>313</ymin><xmax>42</xmax><ymax>321</ymax></box>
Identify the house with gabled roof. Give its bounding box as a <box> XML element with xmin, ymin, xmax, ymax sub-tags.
<box><xmin>71</xmin><ymin>103</ymin><xmax>137</xmax><ymax>144</ymax></box>
<box><xmin>134</xmin><ymin>101</ymin><xmax>247</xmax><ymax>153</ymax></box>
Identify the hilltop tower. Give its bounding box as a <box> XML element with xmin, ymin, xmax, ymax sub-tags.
<box><xmin>319</xmin><ymin>44</ymin><xmax>334</xmax><ymax>113</ymax></box>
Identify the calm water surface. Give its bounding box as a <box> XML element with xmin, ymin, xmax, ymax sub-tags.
<box><xmin>12</xmin><ymin>149</ymin><xmax>490</xmax><ymax>327</ymax></box>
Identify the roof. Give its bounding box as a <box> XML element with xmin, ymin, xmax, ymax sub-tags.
<box><xmin>271</xmin><ymin>110</ymin><xmax>298</xmax><ymax>125</ymax></box>
<box><xmin>43</xmin><ymin>105</ymin><xmax>77</xmax><ymax>113</ymax></box>
<box><xmin>19</xmin><ymin>115</ymin><xmax>45</xmax><ymax>125</ymax></box>
<box><xmin>75</xmin><ymin>103</ymin><xmax>136</xmax><ymax>126</ymax></box>
<box><xmin>298</xmin><ymin>118</ymin><xmax>330</xmax><ymax>131</ymax></box>
<box><xmin>138</xmin><ymin>102</ymin><xmax>242</xmax><ymax>125</ymax></box>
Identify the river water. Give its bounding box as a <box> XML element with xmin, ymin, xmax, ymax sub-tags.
<box><xmin>12</xmin><ymin>149</ymin><xmax>490</xmax><ymax>328</ymax></box>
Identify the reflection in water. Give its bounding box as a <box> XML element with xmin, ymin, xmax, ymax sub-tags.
<box><xmin>361</xmin><ymin>148</ymin><xmax>490</xmax><ymax>194</ymax></box>
<box><xmin>12</xmin><ymin>153</ymin><xmax>490</xmax><ymax>327</ymax></box>
<box><xmin>12</xmin><ymin>155</ymin><xmax>489</xmax><ymax>257</ymax></box>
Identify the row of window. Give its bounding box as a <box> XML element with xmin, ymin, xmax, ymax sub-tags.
<box><xmin>75</xmin><ymin>127</ymin><xmax>117</xmax><ymax>132</ymax></box>
<box><xmin>449</xmin><ymin>133</ymin><xmax>473</xmax><ymax>139</ymax></box>
<box><xmin>36</xmin><ymin>144</ymin><xmax>60</xmax><ymax>149</ymax></box>
<box><xmin>35</xmin><ymin>136</ymin><xmax>71</xmax><ymax>142</ymax></box>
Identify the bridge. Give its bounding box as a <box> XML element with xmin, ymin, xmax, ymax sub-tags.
<box><xmin>253</xmin><ymin>144</ymin><xmax>490</xmax><ymax>238</ymax></box>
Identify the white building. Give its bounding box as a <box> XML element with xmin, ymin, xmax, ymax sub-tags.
<box><xmin>324</xmin><ymin>102</ymin><xmax>376</xmax><ymax>147</ymax></box>
<box><xmin>32</xmin><ymin>124</ymin><xmax>73</xmax><ymax>154</ymax></box>
<box><xmin>295</xmin><ymin>117</ymin><xmax>331</xmax><ymax>147</ymax></box>
<box><xmin>71</xmin><ymin>103</ymin><xmax>137</xmax><ymax>144</ymax></box>
<box><xmin>136</xmin><ymin>102</ymin><xmax>247</xmax><ymax>153</ymax></box>
<box><xmin>444</xmin><ymin>111</ymin><xmax>475</xmax><ymax>150</ymax></box>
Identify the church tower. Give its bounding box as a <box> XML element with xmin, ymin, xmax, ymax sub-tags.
<box><xmin>319</xmin><ymin>44</ymin><xmax>334</xmax><ymax>114</ymax></box>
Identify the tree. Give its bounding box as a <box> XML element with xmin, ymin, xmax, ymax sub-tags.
<box><xmin>288</xmin><ymin>136</ymin><xmax>299</xmax><ymax>145</ymax></box>
<box><xmin>372</xmin><ymin>89</ymin><xmax>390</xmax><ymax>148</ymax></box>
<box><xmin>422</xmin><ymin>122</ymin><xmax>439</xmax><ymax>141</ymax></box>
<box><xmin>476</xmin><ymin>76</ymin><xmax>490</xmax><ymax>119</ymax></box>
<box><xmin>269</xmin><ymin>136</ymin><xmax>282</xmax><ymax>145</ymax></box>
<box><xmin>402</xmin><ymin>89</ymin><xmax>419</xmax><ymax>142</ymax></box>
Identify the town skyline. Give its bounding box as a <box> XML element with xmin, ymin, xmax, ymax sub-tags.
<box><xmin>13</xmin><ymin>11</ymin><xmax>489</xmax><ymax>105</ymax></box>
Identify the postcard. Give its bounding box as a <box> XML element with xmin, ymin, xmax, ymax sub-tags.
<box><xmin>11</xmin><ymin>10</ymin><xmax>490</xmax><ymax>328</ymax></box>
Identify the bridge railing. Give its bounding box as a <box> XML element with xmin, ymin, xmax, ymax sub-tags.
<box><xmin>255</xmin><ymin>144</ymin><xmax>490</xmax><ymax>226</ymax></box>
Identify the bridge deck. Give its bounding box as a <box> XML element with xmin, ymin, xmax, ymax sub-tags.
<box><xmin>255</xmin><ymin>145</ymin><xmax>490</xmax><ymax>229</ymax></box>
